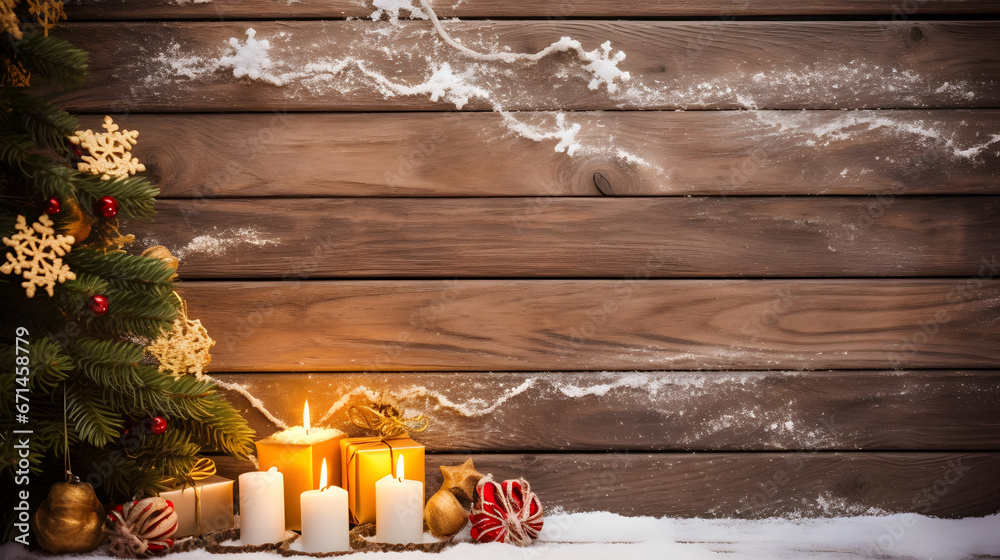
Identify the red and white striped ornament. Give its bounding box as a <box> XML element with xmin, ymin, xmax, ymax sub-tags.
<box><xmin>107</xmin><ymin>497</ymin><xmax>178</xmax><ymax>558</ymax></box>
<box><xmin>469</xmin><ymin>475</ymin><xmax>543</xmax><ymax>546</ymax></box>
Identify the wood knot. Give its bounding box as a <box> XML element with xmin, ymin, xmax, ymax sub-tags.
<box><xmin>591</xmin><ymin>162</ymin><xmax>640</xmax><ymax>195</ymax></box>
<box><xmin>593</xmin><ymin>172</ymin><xmax>613</xmax><ymax>195</ymax></box>
<box><xmin>910</xmin><ymin>26</ymin><xmax>923</xmax><ymax>41</ymax></box>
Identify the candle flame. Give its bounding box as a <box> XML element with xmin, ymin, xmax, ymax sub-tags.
<box><xmin>395</xmin><ymin>455</ymin><xmax>404</xmax><ymax>482</ymax></box>
<box><xmin>303</xmin><ymin>400</ymin><xmax>310</xmax><ymax>434</ymax></box>
<box><xmin>319</xmin><ymin>458</ymin><xmax>328</xmax><ymax>490</ymax></box>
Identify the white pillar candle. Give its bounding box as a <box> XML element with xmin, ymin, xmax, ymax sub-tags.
<box><xmin>375</xmin><ymin>456</ymin><xmax>424</xmax><ymax>544</ymax></box>
<box><xmin>239</xmin><ymin>467</ymin><xmax>286</xmax><ymax>545</ymax></box>
<box><xmin>300</xmin><ymin>459</ymin><xmax>350</xmax><ymax>552</ymax></box>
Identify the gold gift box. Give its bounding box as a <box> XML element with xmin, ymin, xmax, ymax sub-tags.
<box><xmin>158</xmin><ymin>475</ymin><xmax>234</xmax><ymax>537</ymax></box>
<box><xmin>256</xmin><ymin>430</ymin><xmax>346</xmax><ymax>531</ymax></box>
<box><xmin>340</xmin><ymin>436</ymin><xmax>425</xmax><ymax>525</ymax></box>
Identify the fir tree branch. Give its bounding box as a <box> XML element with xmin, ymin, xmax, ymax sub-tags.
<box><xmin>3</xmin><ymin>34</ymin><xmax>88</xmax><ymax>91</ymax></box>
<box><xmin>66</xmin><ymin>382</ymin><xmax>122</xmax><ymax>447</ymax></box>
<box><xmin>66</xmin><ymin>249</ymin><xmax>175</xmax><ymax>285</ymax></box>
<box><xmin>32</xmin><ymin>166</ymin><xmax>160</xmax><ymax>221</ymax></box>
<box><xmin>0</xmin><ymin>88</ymin><xmax>77</xmax><ymax>153</ymax></box>
<box><xmin>89</xmin><ymin>285</ymin><xmax>178</xmax><ymax>340</ymax></box>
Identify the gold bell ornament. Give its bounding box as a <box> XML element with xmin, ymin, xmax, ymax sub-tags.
<box><xmin>33</xmin><ymin>478</ymin><xmax>108</xmax><ymax>553</ymax></box>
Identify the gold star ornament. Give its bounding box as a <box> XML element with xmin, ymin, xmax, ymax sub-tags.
<box><xmin>439</xmin><ymin>458</ymin><xmax>484</xmax><ymax>502</ymax></box>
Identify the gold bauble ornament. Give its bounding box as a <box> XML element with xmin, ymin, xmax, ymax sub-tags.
<box><xmin>60</xmin><ymin>196</ymin><xmax>92</xmax><ymax>243</ymax></box>
<box><xmin>33</xmin><ymin>480</ymin><xmax>107</xmax><ymax>553</ymax></box>
<box><xmin>141</xmin><ymin>245</ymin><xmax>179</xmax><ymax>281</ymax></box>
<box><xmin>423</xmin><ymin>458</ymin><xmax>484</xmax><ymax>538</ymax></box>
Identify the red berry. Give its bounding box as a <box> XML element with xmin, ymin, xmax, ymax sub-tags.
<box><xmin>87</xmin><ymin>294</ymin><xmax>110</xmax><ymax>315</ymax></box>
<box><xmin>45</xmin><ymin>197</ymin><xmax>61</xmax><ymax>214</ymax></box>
<box><xmin>96</xmin><ymin>196</ymin><xmax>119</xmax><ymax>218</ymax></box>
<box><xmin>66</xmin><ymin>139</ymin><xmax>83</xmax><ymax>157</ymax></box>
<box><xmin>148</xmin><ymin>416</ymin><xmax>167</xmax><ymax>435</ymax></box>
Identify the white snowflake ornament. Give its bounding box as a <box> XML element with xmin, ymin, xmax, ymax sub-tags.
<box><xmin>219</xmin><ymin>28</ymin><xmax>278</xmax><ymax>82</ymax></box>
<box><xmin>582</xmin><ymin>41</ymin><xmax>631</xmax><ymax>93</ymax></box>
<box><xmin>1</xmin><ymin>214</ymin><xmax>76</xmax><ymax>298</ymax></box>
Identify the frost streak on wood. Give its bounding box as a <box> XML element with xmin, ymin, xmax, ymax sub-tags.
<box><xmin>48</xmin><ymin>21</ymin><xmax>1000</xmax><ymax>111</ymax></box>
<box><xmin>94</xmin><ymin>111</ymin><xmax>1000</xmax><ymax>197</ymax></box>
<box><xmin>212</xmin><ymin>371</ymin><xmax>1000</xmax><ymax>451</ymax></box>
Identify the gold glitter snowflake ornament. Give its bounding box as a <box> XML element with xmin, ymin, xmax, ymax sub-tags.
<box><xmin>146</xmin><ymin>298</ymin><xmax>215</xmax><ymax>378</ymax></box>
<box><xmin>1</xmin><ymin>214</ymin><xmax>76</xmax><ymax>298</ymax></box>
<box><xmin>70</xmin><ymin>116</ymin><xmax>147</xmax><ymax>180</ymax></box>
<box><xmin>26</xmin><ymin>0</ymin><xmax>65</xmax><ymax>36</ymax></box>
<box><xmin>1</xmin><ymin>0</ymin><xmax>23</xmax><ymax>40</ymax></box>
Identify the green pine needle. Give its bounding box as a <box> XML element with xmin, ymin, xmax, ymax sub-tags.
<box><xmin>3</xmin><ymin>34</ymin><xmax>88</xmax><ymax>91</ymax></box>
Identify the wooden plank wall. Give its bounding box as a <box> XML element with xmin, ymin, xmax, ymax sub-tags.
<box><xmin>56</xmin><ymin>0</ymin><xmax>1000</xmax><ymax>518</ymax></box>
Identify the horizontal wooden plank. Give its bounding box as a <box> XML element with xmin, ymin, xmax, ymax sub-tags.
<box><xmin>93</xmin><ymin>111</ymin><xmax>1000</xmax><ymax>197</ymax></box>
<box><xmin>128</xmin><ymin>197</ymin><xmax>1000</xmax><ymax>278</ymax></box>
<box><xmin>49</xmin><ymin>21</ymin><xmax>1000</xmax><ymax>111</ymax></box>
<box><xmin>213</xmin><ymin>370</ymin><xmax>1000</xmax><ymax>451</ymax></box>
<box><xmin>179</xmin><ymin>279</ymin><xmax>1000</xmax><ymax>371</ymax></box>
<box><xmin>66</xmin><ymin>0</ymin><xmax>1000</xmax><ymax>20</ymax></box>
<box><xmin>214</xmin><ymin>452</ymin><xmax>1000</xmax><ymax>518</ymax></box>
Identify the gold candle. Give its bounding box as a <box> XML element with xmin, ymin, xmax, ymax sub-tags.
<box><xmin>255</xmin><ymin>401</ymin><xmax>345</xmax><ymax>531</ymax></box>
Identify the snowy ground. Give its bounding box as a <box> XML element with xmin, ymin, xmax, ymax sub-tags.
<box><xmin>5</xmin><ymin>511</ymin><xmax>1000</xmax><ymax>560</ymax></box>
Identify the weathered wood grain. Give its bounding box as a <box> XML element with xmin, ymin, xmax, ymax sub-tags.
<box><xmin>49</xmin><ymin>21</ymin><xmax>1000</xmax><ymax>112</ymax></box>
<box><xmin>91</xmin><ymin>111</ymin><xmax>1000</xmax><ymax>197</ymax></box>
<box><xmin>213</xmin><ymin>452</ymin><xmax>1000</xmax><ymax>518</ymax></box>
<box><xmin>213</xmin><ymin>370</ymin><xmax>1000</xmax><ymax>451</ymax></box>
<box><xmin>127</xmin><ymin>197</ymin><xmax>1000</xmax><ymax>278</ymax></box>
<box><xmin>178</xmin><ymin>280</ymin><xmax>1000</xmax><ymax>372</ymax></box>
<box><xmin>66</xmin><ymin>0</ymin><xmax>1000</xmax><ymax>20</ymax></box>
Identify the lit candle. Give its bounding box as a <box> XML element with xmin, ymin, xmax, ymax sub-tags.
<box><xmin>375</xmin><ymin>456</ymin><xmax>424</xmax><ymax>544</ymax></box>
<box><xmin>300</xmin><ymin>459</ymin><xmax>350</xmax><ymax>552</ymax></box>
<box><xmin>238</xmin><ymin>467</ymin><xmax>285</xmax><ymax>545</ymax></box>
<box><xmin>255</xmin><ymin>400</ymin><xmax>345</xmax><ymax>530</ymax></box>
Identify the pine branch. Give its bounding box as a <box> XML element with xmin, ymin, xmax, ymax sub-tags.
<box><xmin>31</xmin><ymin>166</ymin><xmax>160</xmax><ymax>220</ymax></box>
<box><xmin>28</xmin><ymin>337</ymin><xmax>74</xmax><ymax>392</ymax></box>
<box><xmin>57</xmin><ymin>272</ymin><xmax>110</xmax><ymax>312</ymax></box>
<box><xmin>131</xmin><ymin>429</ymin><xmax>201</xmax><ymax>483</ymax></box>
<box><xmin>0</xmin><ymin>88</ymin><xmax>77</xmax><ymax>153</ymax></box>
<box><xmin>66</xmin><ymin>249</ymin><xmax>175</xmax><ymax>285</ymax></box>
<box><xmin>57</xmin><ymin>275</ymin><xmax>177</xmax><ymax>339</ymax></box>
<box><xmin>66</xmin><ymin>382</ymin><xmax>121</xmax><ymax>447</ymax></box>
<box><xmin>174</xmin><ymin>404</ymin><xmax>256</xmax><ymax>460</ymax></box>
<box><xmin>88</xmin><ymin>285</ymin><xmax>178</xmax><ymax>340</ymax></box>
<box><xmin>0</xmin><ymin>129</ymin><xmax>35</xmax><ymax>173</ymax></box>
<box><xmin>75</xmin><ymin>443</ymin><xmax>163</xmax><ymax>502</ymax></box>
<box><xmin>3</xmin><ymin>34</ymin><xmax>88</xmax><ymax>90</ymax></box>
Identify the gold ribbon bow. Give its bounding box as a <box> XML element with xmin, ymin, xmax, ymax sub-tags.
<box><xmin>164</xmin><ymin>457</ymin><xmax>217</xmax><ymax>535</ymax></box>
<box><xmin>348</xmin><ymin>403</ymin><xmax>428</xmax><ymax>438</ymax></box>
<box><xmin>164</xmin><ymin>457</ymin><xmax>217</xmax><ymax>487</ymax></box>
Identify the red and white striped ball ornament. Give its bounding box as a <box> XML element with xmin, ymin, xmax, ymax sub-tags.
<box><xmin>469</xmin><ymin>474</ymin><xmax>543</xmax><ymax>545</ymax></box>
<box><xmin>107</xmin><ymin>497</ymin><xmax>178</xmax><ymax>558</ymax></box>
